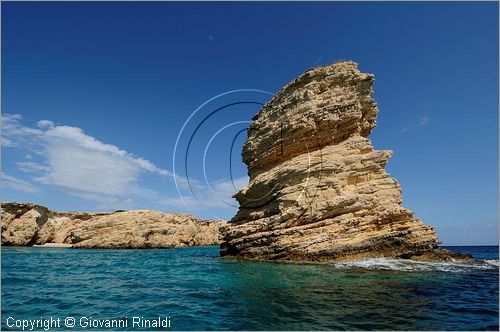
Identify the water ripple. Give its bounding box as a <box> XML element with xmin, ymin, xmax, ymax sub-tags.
<box><xmin>1</xmin><ymin>246</ymin><xmax>498</xmax><ymax>330</ymax></box>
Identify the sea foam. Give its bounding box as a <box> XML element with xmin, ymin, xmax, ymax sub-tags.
<box><xmin>331</xmin><ymin>258</ymin><xmax>499</xmax><ymax>272</ymax></box>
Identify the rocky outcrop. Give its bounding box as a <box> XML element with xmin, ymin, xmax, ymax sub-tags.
<box><xmin>220</xmin><ymin>61</ymin><xmax>466</xmax><ymax>263</ymax></box>
<box><xmin>1</xmin><ymin>202</ymin><xmax>222</xmax><ymax>248</ymax></box>
<box><xmin>1</xmin><ymin>203</ymin><xmax>51</xmax><ymax>246</ymax></box>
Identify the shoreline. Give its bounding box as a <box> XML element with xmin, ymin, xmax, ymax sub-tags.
<box><xmin>32</xmin><ymin>243</ymin><xmax>73</xmax><ymax>248</ymax></box>
<box><xmin>4</xmin><ymin>244</ymin><xmax>495</xmax><ymax>267</ymax></box>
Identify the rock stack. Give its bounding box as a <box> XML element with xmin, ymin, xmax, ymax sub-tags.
<box><xmin>220</xmin><ymin>61</ymin><xmax>459</xmax><ymax>262</ymax></box>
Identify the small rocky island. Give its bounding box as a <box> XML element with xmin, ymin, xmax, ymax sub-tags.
<box><xmin>1</xmin><ymin>202</ymin><xmax>221</xmax><ymax>248</ymax></box>
<box><xmin>220</xmin><ymin>61</ymin><xmax>470</xmax><ymax>263</ymax></box>
<box><xmin>0</xmin><ymin>62</ymin><xmax>472</xmax><ymax>262</ymax></box>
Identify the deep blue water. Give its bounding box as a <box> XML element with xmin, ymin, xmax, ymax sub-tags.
<box><xmin>1</xmin><ymin>245</ymin><xmax>498</xmax><ymax>330</ymax></box>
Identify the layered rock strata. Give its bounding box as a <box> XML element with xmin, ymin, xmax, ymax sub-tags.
<box><xmin>1</xmin><ymin>202</ymin><xmax>221</xmax><ymax>248</ymax></box>
<box><xmin>220</xmin><ymin>61</ymin><xmax>464</xmax><ymax>262</ymax></box>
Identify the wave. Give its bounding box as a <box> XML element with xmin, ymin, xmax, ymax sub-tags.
<box><xmin>331</xmin><ymin>258</ymin><xmax>499</xmax><ymax>272</ymax></box>
<box><xmin>483</xmin><ymin>259</ymin><xmax>499</xmax><ymax>267</ymax></box>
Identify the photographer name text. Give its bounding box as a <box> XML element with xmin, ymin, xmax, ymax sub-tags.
<box><xmin>5</xmin><ymin>316</ymin><xmax>171</xmax><ymax>330</ymax></box>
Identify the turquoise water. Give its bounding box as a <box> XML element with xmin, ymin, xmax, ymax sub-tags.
<box><xmin>2</xmin><ymin>246</ymin><xmax>498</xmax><ymax>330</ymax></box>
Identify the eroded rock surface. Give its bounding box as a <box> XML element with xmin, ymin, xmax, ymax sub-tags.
<box><xmin>220</xmin><ymin>61</ymin><xmax>464</xmax><ymax>262</ymax></box>
<box><xmin>1</xmin><ymin>202</ymin><xmax>222</xmax><ymax>248</ymax></box>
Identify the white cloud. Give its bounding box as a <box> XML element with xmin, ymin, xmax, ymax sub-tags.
<box><xmin>2</xmin><ymin>114</ymin><xmax>248</xmax><ymax>217</ymax></box>
<box><xmin>2</xmin><ymin>137</ymin><xmax>14</xmax><ymax>147</ymax></box>
<box><xmin>37</xmin><ymin>120</ymin><xmax>54</xmax><ymax>128</ymax></box>
<box><xmin>418</xmin><ymin>116</ymin><xmax>430</xmax><ymax>126</ymax></box>
<box><xmin>313</xmin><ymin>56</ymin><xmax>323</xmax><ymax>65</ymax></box>
<box><xmin>1</xmin><ymin>172</ymin><xmax>40</xmax><ymax>195</ymax></box>
<box><xmin>1</xmin><ymin>114</ymin><xmax>44</xmax><ymax>152</ymax></box>
<box><xmin>160</xmin><ymin>176</ymin><xmax>248</xmax><ymax>219</ymax></box>
<box><xmin>401</xmin><ymin>116</ymin><xmax>431</xmax><ymax>133</ymax></box>
<box><xmin>2</xmin><ymin>113</ymin><xmax>170</xmax><ymax>203</ymax></box>
<box><xmin>16</xmin><ymin>161</ymin><xmax>50</xmax><ymax>173</ymax></box>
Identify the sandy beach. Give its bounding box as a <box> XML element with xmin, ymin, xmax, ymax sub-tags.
<box><xmin>33</xmin><ymin>243</ymin><xmax>73</xmax><ymax>248</ymax></box>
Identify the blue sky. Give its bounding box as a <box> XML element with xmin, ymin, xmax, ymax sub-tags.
<box><xmin>1</xmin><ymin>2</ymin><xmax>498</xmax><ymax>245</ymax></box>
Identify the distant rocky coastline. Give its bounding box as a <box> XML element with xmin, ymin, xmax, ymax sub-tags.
<box><xmin>220</xmin><ymin>61</ymin><xmax>473</xmax><ymax>263</ymax></box>
<box><xmin>1</xmin><ymin>202</ymin><xmax>222</xmax><ymax>248</ymax></box>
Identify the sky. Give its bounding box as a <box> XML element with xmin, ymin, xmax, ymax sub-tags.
<box><xmin>1</xmin><ymin>2</ymin><xmax>498</xmax><ymax>245</ymax></box>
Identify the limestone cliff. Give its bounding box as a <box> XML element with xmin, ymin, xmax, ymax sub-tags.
<box><xmin>1</xmin><ymin>202</ymin><xmax>222</xmax><ymax>248</ymax></box>
<box><xmin>220</xmin><ymin>61</ymin><xmax>463</xmax><ymax>262</ymax></box>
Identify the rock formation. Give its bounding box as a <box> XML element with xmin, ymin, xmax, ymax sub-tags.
<box><xmin>1</xmin><ymin>202</ymin><xmax>222</xmax><ymax>248</ymax></box>
<box><xmin>220</xmin><ymin>61</ymin><xmax>466</xmax><ymax>263</ymax></box>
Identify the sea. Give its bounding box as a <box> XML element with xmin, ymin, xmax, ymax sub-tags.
<box><xmin>1</xmin><ymin>245</ymin><xmax>498</xmax><ymax>330</ymax></box>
